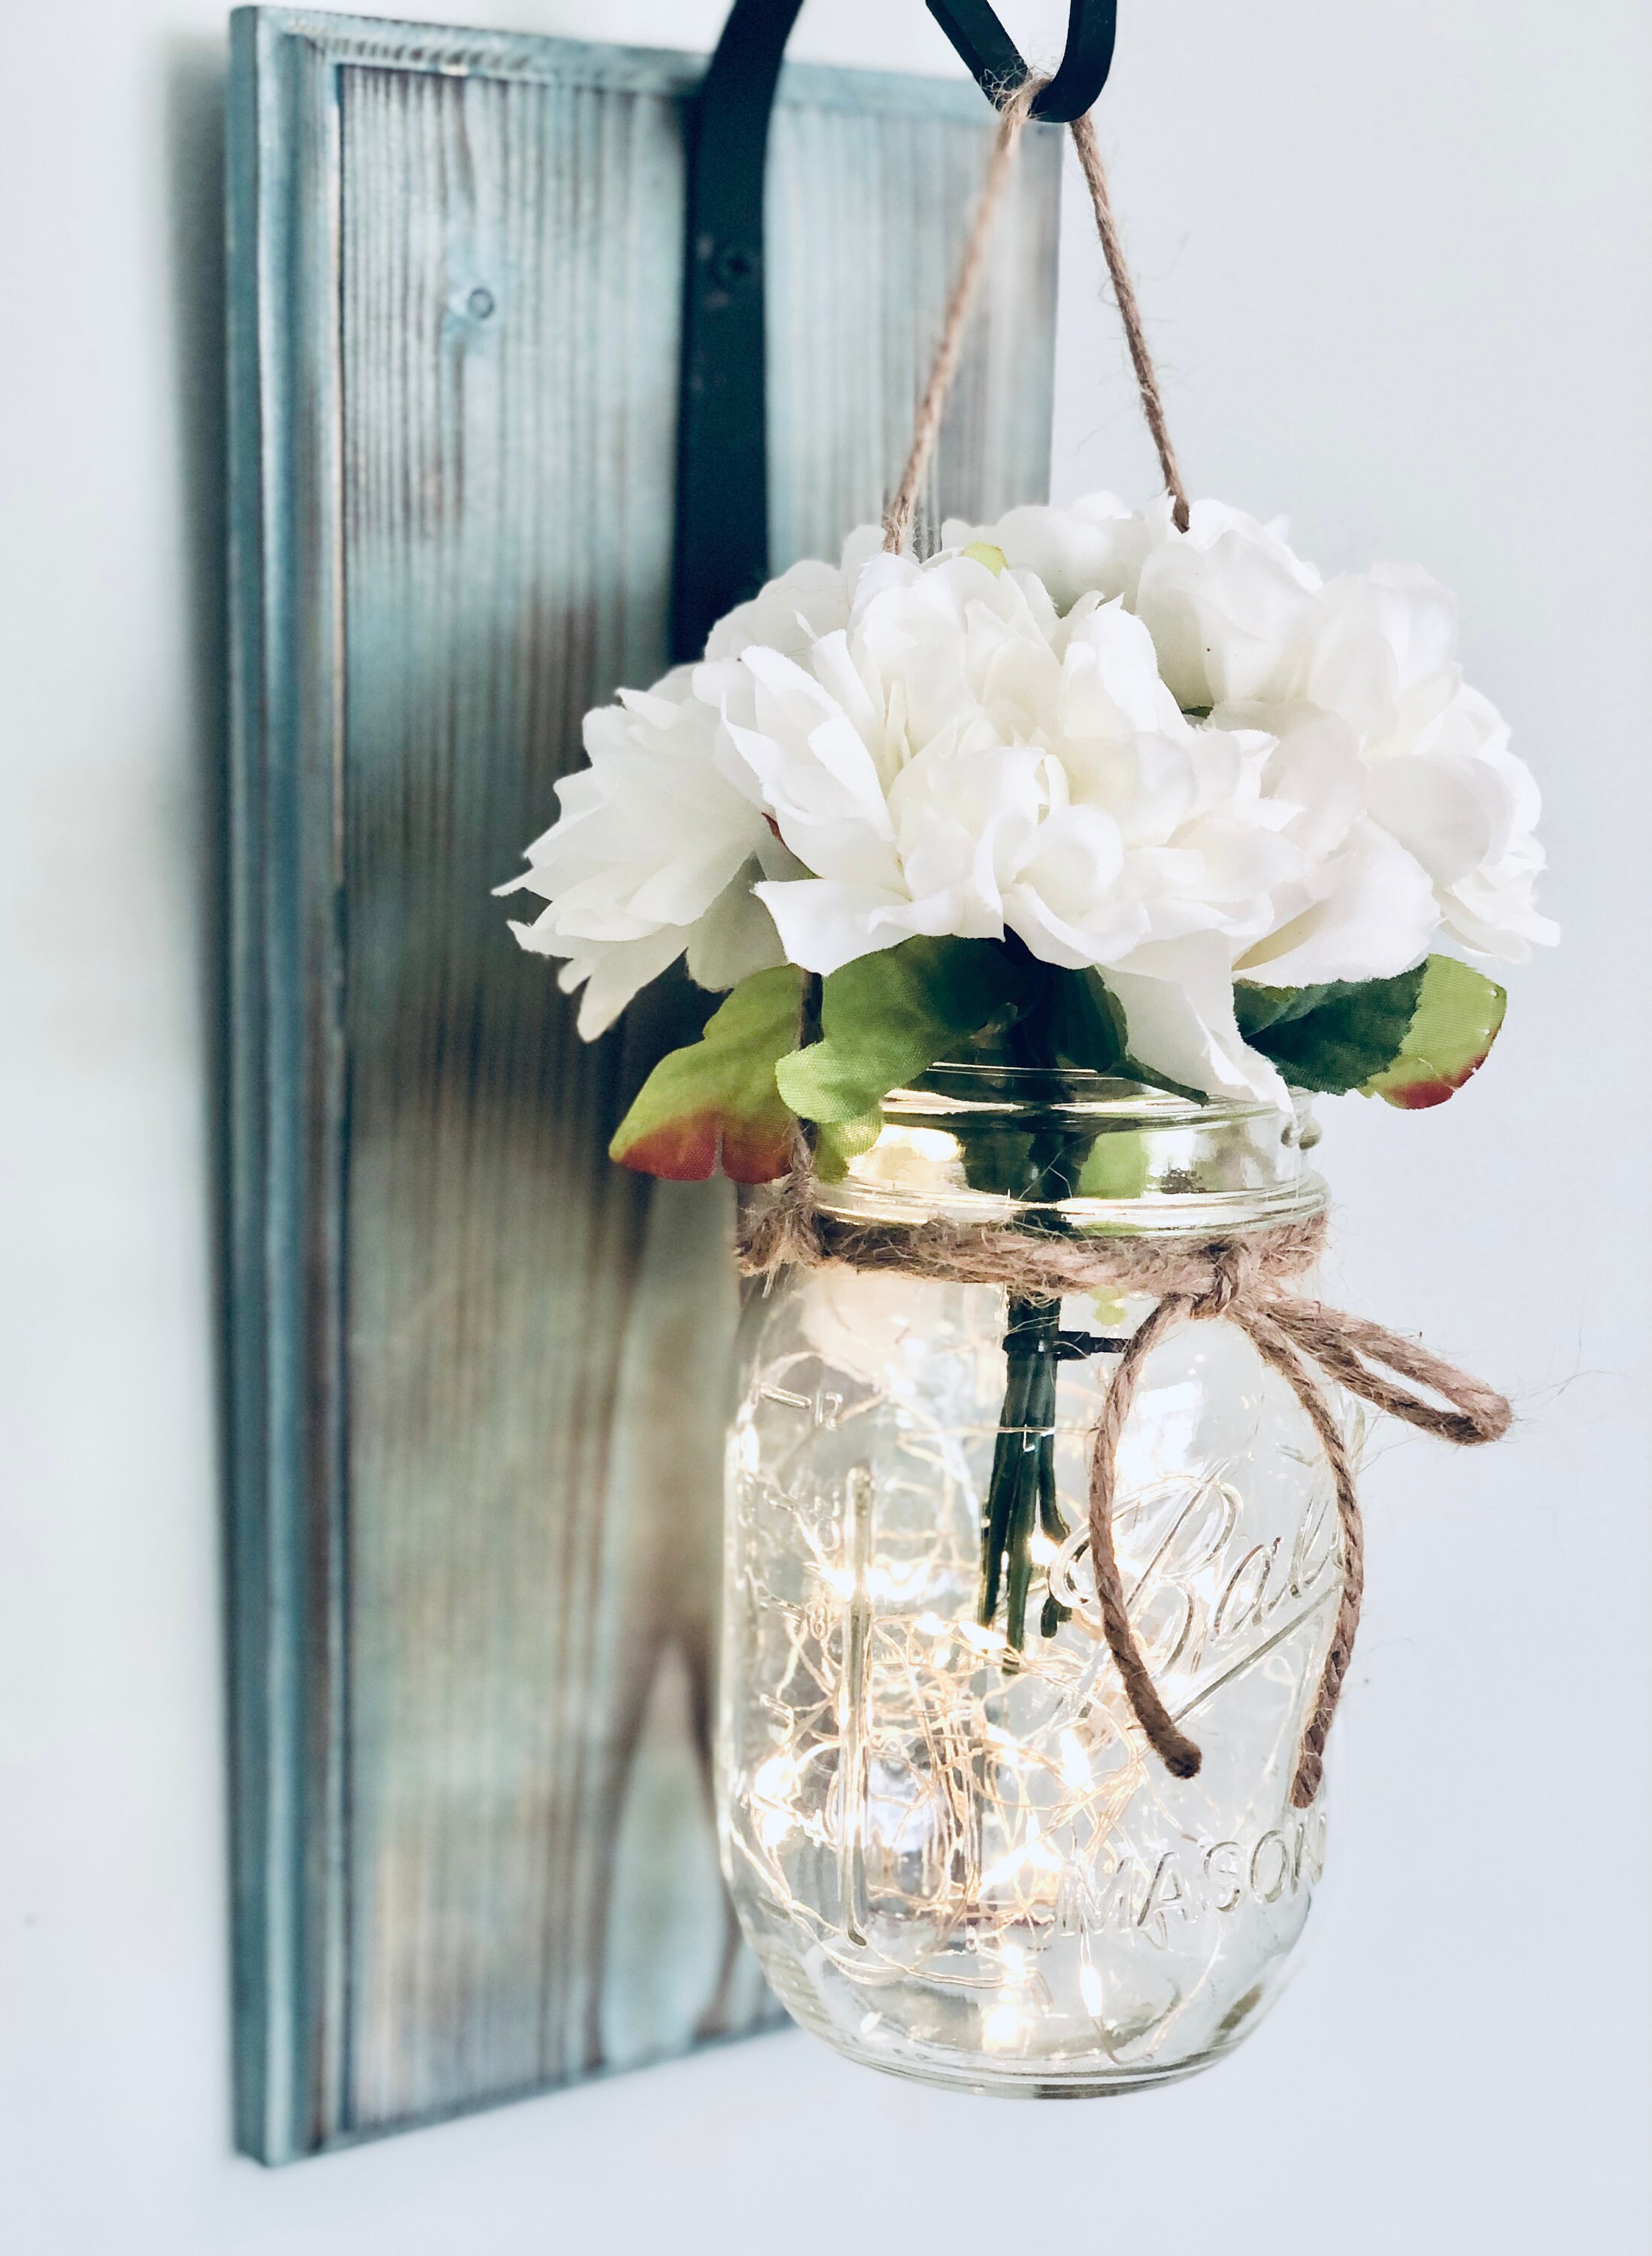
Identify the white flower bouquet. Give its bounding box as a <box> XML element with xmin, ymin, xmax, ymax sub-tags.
<box><xmin>499</xmin><ymin>487</ymin><xmax>1548</xmax><ymax>1660</ymax></box>
<box><xmin>500</xmin><ymin>490</ymin><xmax>1553</xmax><ymax>1183</ymax></box>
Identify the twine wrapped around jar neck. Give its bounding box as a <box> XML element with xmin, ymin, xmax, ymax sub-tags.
<box><xmin>738</xmin><ymin>1172</ymin><xmax>1510</xmax><ymax>1810</ymax></box>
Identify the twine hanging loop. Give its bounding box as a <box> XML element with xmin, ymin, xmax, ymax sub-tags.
<box><xmin>883</xmin><ymin>80</ymin><xmax>1191</xmax><ymax>554</ymax></box>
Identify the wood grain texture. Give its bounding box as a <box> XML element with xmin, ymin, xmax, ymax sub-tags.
<box><xmin>227</xmin><ymin>5</ymin><xmax>1059</xmax><ymax>2160</ymax></box>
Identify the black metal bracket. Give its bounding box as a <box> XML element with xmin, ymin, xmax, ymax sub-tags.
<box><xmin>669</xmin><ymin>0</ymin><xmax>806</xmax><ymax>663</ymax></box>
<box><xmin>669</xmin><ymin>1</ymin><xmax>1118</xmax><ymax>663</ymax></box>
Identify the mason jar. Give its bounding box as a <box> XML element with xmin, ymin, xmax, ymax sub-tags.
<box><xmin>718</xmin><ymin>1066</ymin><xmax>1341</xmax><ymax>2096</ymax></box>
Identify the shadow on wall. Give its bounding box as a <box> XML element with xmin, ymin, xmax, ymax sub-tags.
<box><xmin>162</xmin><ymin>21</ymin><xmax>235</xmax><ymax>2030</ymax></box>
<box><xmin>165</xmin><ymin>32</ymin><xmax>230</xmax><ymax>1061</ymax></box>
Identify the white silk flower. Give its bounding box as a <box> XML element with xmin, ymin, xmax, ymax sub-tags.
<box><xmin>502</xmin><ymin>496</ymin><xmax>1553</xmax><ymax>1105</ymax></box>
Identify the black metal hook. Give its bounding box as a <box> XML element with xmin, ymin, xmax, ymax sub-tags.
<box><xmin>927</xmin><ymin>2</ymin><xmax>1117</xmax><ymax>123</ymax></box>
<box><xmin>669</xmin><ymin>2</ymin><xmax>1117</xmax><ymax>663</ymax></box>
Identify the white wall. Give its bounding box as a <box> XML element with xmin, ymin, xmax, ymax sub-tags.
<box><xmin>2</xmin><ymin>3</ymin><xmax>1647</xmax><ymax>2250</ymax></box>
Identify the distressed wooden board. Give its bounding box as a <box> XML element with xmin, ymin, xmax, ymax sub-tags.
<box><xmin>226</xmin><ymin>5</ymin><xmax>1059</xmax><ymax>2162</ymax></box>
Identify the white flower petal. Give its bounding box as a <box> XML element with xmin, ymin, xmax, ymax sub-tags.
<box><xmin>754</xmin><ymin>879</ymin><xmax>943</xmax><ymax>974</ymax></box>
<box><xmin>1302</xmin><ymin>564</ymin><xmax>1459</xmax><ymax>739</ymax></box>
<box><xmin>685</xmin><ymin>868</ymin><xmax>787</xmax><ymax>991</ymax></box>
<box><xmin>555</xmin><ymin>925</ymin><xmax>690</xmax><ymax>1041</ymax></box>
<box><xmin>1134</xmin><ymin>499</ymin><xmax>1322</xmax><ymax>709</ymax></box>
<box><xmin>703</xmin><ymin>555</ymin><xmax>851</xmax><ymax>663</ymax></box>
<box><xmin>1236</xmin><ymin>820</ymin><xmax>1438</xmax><ymax>985</ymax></box>
<box><xmin>1106</xmin><ymin>935</ymin><xmax>1291</xmax><ymax>1110</ymax></box>
<box><xmin>1368</xmin><ymin>750</ymin><xmax>1500</xmax><ymax>886</ymax></box>
<box><xmin>942</xmin><ymin>492</ymin><xmax>1148</xmax><ymax>611</ymax></box>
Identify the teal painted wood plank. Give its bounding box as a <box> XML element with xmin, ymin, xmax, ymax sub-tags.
<box><xmin>227</xmin><ymin>4</ymin><xmax>1059</xmax><ymax>2160</ymax></box>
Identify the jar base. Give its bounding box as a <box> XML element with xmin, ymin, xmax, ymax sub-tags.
<box><xmin>808</xmin><ymin>2030</ymin><xmax>1236</xmax><ymax>2094</ymax></box>
<box><xmin>751</xmin><ymin>1942</ymin><xmax>1273</xmax><ymax>2100</ymax></box>
<box><xmin>787</xmin><ymin>2006</ymin><xmax>1245</xmax><ymax>2099</ymax></box>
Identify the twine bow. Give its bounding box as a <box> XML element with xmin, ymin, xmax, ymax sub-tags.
<box><xmin>738</xmin><ymin>1190</ymin><xmax>1511</xmax><ymax>1809</ymax></box>
<box><xmin>1079</xmin><ymin>1222</ymin><xmax>1509</xmax><ymax>1808</ymax></box>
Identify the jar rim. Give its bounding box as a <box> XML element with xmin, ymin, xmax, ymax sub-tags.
<box><xmin>812</xmin><ymin>1063</ymin><xmax>1326</xmax><ymax>1236</ymax></box>
<box><xmin>893</xmin><ymin>1060</ymin><xmax>1291</xmax><ymax>1126</ymax></box>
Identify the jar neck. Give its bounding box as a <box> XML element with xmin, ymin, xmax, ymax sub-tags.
<box><xmin>811</xmin><ymin>1065</ymin><xmax>1326</xmax><ymax>1238</ymax></box>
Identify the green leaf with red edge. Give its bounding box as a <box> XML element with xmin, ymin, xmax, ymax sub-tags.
<box><xmin>1359</xmin><ymin>954</ymin><xmax>1507</xmax><ymax>1109</ymax></box>
<box><xmin>774</xmin><ymin>936</ymin><xmax>1023</xmax><ymax>1123</ymax></box>
<box><xmin>609</xmin><ymin>966</ymin><xmax>801</xmax><ymax>1182</ymax></box>
<box><xmin>1234</xmin><ymin>966</ymin><xmax>1426</xmax><ymax>1093</ymax></box>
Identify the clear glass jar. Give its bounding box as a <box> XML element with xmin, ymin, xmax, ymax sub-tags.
<box><xmin>718</xmin><ymin>1067</ymin><xmax>1341</xmax><ymax>2095</ymax></box>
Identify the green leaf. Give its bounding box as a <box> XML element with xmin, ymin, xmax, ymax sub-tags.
<box><xmin>1234</xmin><ymin>966</ymin><xmax>1428</xmax><ymax>1093</ymax></box>
<box><xmin>812</xmin><ymin>1114</ymin><xmax>883</xmax><ymax>1184</ymax></box>
<box><xmin>609</xmin><ymin>966</ymin><xmax>800</xmax><ymax>1182</ymax></box>
<box><xmin>1039</xmin><ymin>968</ymin><xmax>1130</xmax><ymax>1075</ymax></box>
<box><xmin>774</xmin><ymin>938</ymin><xmax>1021</xmax><ymax>1123</ymax></box>
<box><xmin>1234</xmin><ymin>954</ymin><xmax>1508</xmax><ymax>1106</ymax></box>
<box><xmin>1077</xmin><ymin>1129</ymin><xmax>1151</xmax><ymax>1201</ymax></box>
<box><xmin>1360</xmin><ymin>955</ymin><xmax>1507</xmax><ymax>1110</ymax></box>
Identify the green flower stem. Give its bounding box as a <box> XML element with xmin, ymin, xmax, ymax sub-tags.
<box><xmin>966</xmin><ymin>953</ymin><xmax>1113</xmax><ymax>1654</ymax></box>
<box><xmin>981</xmin><ymin>1296</ymin><xmax>1078</xmax><ymax>1656</ymax></box>
<box><xmin>978</xmin><ymin>1337</ymin><xmax>1033</xmax><ymax>1626</ymax></box>
<box><xmin>1001</xmin><ymin>1317</ymin><xmax>1047</xmax><ymax>1652</ymax></box>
